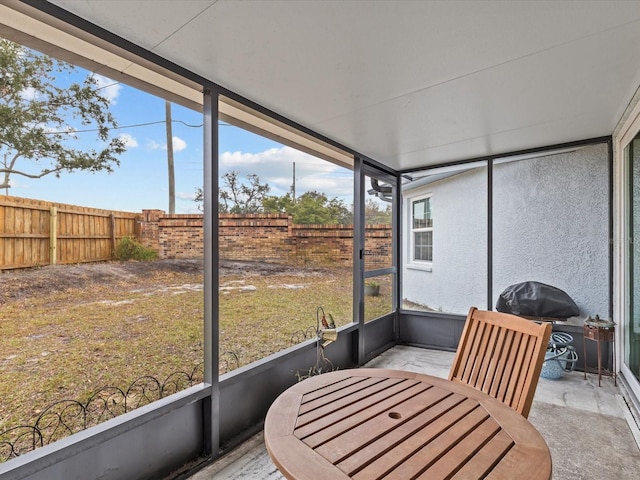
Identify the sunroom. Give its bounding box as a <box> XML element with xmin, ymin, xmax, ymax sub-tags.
<box><xmin>1</xmin><ymin>1</ymin><xmax>640</xmax><ymax>479</ymax></box>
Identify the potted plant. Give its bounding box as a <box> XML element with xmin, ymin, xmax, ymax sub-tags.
<box><xmin>365</xmin><ymin>280</ymin><xmax>380</xmax><ymax>296</ymax></box>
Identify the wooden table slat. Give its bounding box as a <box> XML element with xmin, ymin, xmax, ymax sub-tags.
<box><xmin>267</xmin><ymin>435</ymin><xmax>352</xmax><ymax>480</ymax></box>
<box><xmin>417</xmin><ymin>417</ymin><xmax>502</xmax><ymax>479</ymax></box>
<box><xmin>317</xmin><ymin>386</ymin><xmax>456</xmax><ymax>464</ymax></box>
<box><xmin>264</xmin><ymin>369</ymin><xmax>552</xmax><ymax>480</ymax></box>
<box><xmin>485</xmin><ymin>443</ymin><xmax>552</xmax><ymax>479</ymax></box>
<box><xmin>299</xmin><ymin>381</ymin><xmax>431</xmax><ymax>448</ymax></box>
<box><xmin>297</xmin><ymin>377</ymin><xmax>415</xmax><ymax>430</ymax></box>
<box><xmin>300</xmin><ymin>375</ymin><xmax>376</xmax><ymax>405</ymax></box>
<box><xmin>265</xmin><ymin>390</ymin><xmax>304</xmax><ymax>439</ymax></box>
<box><xmin>299</xmin><ymin>376</ymin><xmax>407</xmax><ymax>416</ymax></box>
<box><xmin>332</xmin><ymin>393</ymin><xmax>469</xmax><ymax>474</ymax></box>
<box><xmin>351</xmin><ymin>401</ymin><xmax>485</xmax><ymax>480</ymax></box>
<box><xmin>449</xmin><ymin>430</ymin><xmax>514</xmax><ymax>480</ymax></box>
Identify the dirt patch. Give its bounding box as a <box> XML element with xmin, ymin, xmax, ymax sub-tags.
<box><xmin>0</xmin><ymin>257</ymin><xmax>373</xmax><ymax>447</ymax></box>
<box><xmin>0</xmin><ymin>259</ymin><xmax>328</xmax><ymax>303</ymax></box>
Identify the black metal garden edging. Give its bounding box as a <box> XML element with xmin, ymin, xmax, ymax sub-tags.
<box><xmin>0</xmin><ymin>363</ymin><xmax>204</xmax><ymax>462</ymax></box>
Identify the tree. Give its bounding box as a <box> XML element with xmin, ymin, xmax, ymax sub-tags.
<box><xmin>262</xmin><ymin>192</ymin><xmax>295</xmax><ymax>216</ymax></box>
<box><xmin>0</xmin><ymin>39</ymin><xmax>125</xmax><ymax>191</ymax></box>
<box><xmin>264</xmin><ymin>190</ymin><xmax>352</xmax><ymax>225</ymax></box>
<box><xmin>194</xmin><ymin>186</ymin><xmax>204</xmax><ymax>211</ymax></box>
<box><xmin>202</xmin><ymin>170</ymin><xmax>270</xmax><ymax>213</ymax></box>
<box><xmin>365</xmin><ymin>199</ymin><xmax>392</xmax><ymax>224</ymax></box>
<box><xmin>293</xmin><ymin>191</ymin><xmax>351</xmax><ymax>225</ymax></box>
<box><xmin>195</xmin><ymin>172</ymin><xmax>351</xmax><ymax>223</ymax></box>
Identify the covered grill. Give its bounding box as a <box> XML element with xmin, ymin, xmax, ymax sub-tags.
<box><xmin>495</xmin><ymin>281</ymin><xmax>580</xmax><ymax>320</ymax></box>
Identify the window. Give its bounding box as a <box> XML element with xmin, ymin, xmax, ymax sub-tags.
<box><xmin>412</xmin><ymin>196</ymin><xmax>433</xmax><ymax>262</ymax></box>
<box><xmin>402</xmin><ymin>163</ymin><xmax>487</xmax><ymax>313</ymax></box>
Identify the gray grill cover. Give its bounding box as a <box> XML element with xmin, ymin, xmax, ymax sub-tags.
<box><xmin>495</xmin><ymin>281</ymin><xmax>579</xmax><ymax>318</ymax></box>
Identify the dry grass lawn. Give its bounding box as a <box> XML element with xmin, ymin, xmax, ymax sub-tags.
<box><xmin>0</xmin><ymin>259</ymin><xmax>390</xmax><ymax>435</ymax></box>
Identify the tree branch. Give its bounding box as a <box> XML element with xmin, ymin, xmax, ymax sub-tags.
<box><xmin>0</xmin><ymin>166</ymin><xmax>59</xmax><ymax>179</ymax></box>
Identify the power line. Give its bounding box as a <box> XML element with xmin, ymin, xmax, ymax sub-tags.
<box><xmin>14</xmin><ymin>80</ymin><xmax>235</xmax><ymax>134</ymax></box>
<box><xmin>41</xmin><ymin>119</ymin><xmax>234</xmax><ymax>135</ymax></box>
<box><xmin>42</xmin><ymin>119</ymin><xmax>204</xmax><ymax>135</ymax></box>
<box><xmin>88</xmin><ymin>79</ymin><xmax>234</xmax><ymax>128</ymax></box>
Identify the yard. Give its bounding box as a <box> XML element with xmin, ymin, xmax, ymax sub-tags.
<box><xmin>0</xmin><ymin>259</ymin><xmax>390</xmax><ymax>440</ymax></box>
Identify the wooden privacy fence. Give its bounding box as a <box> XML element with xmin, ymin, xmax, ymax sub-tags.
<box><xmin>0</xmin><ymin>196</ymin><xmax>139</xmax><ymax>270</ymax></box>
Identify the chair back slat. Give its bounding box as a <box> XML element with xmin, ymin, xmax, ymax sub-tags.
<box><xmin>457</xmin><ymin>319</ymin><xmax>482</xmax><ymax>384</ymax></box>
<box><xmin>488</xmin><ymin>328</ymin><xmax>515</xmax><ymax>399</ymax></box>
<box><xmin>449</xmin><ymin>306</ymin><xmax>552</xmax><ymax>418</ymax></box>
<box><xmin>504</xmin><ymin>333</ymin><xmax>531</xmax><ymax>410</ymax></box>
<box><xmin>478</xmin><ymin>324</ymin><xmax>501</xmax><ymax>393</ymax></box>
<box><xmin>483</xmin><ymin>326</ymin><xmax>508</xmax><ymax>395</ymax></box>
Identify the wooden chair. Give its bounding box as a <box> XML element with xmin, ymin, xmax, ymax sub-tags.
<box><xmin>449</xmin><ymin>306</ymin><xmax>552</xmax><ymax>418</ymax></box>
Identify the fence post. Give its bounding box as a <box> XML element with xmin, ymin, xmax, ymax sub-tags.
<box><xmin>49</xmin><ymin>206</ymin><xmax>57</xmax><ymax>265</ymax></box>
<box><xmin>110</xmin><ymin>213</ymin><xmax>116</xmax><ymax>258</ymax></box>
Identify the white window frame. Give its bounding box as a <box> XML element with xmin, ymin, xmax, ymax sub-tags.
<box><xmin>615</xmin><ymin>91</ymin><xmax>640</xmax><ymax>401</ymax></box>
<box><xmin>408</xmin><ymin>194</ymin><xmax>433</xmax><ymax>271</ymax></box>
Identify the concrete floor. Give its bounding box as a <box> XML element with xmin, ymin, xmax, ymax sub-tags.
<box><xmin>191</xmin><ymin>345</ymin><xmax>640</xmax><ymax>480</ymax></box>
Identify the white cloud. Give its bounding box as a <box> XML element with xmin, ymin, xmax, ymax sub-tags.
<box><xmin>219</xmin><ymin>146</ymin><xmax>353</xmax><ymax>202</ymax></box>
<box><xmin>177</xmin><ymin>192</ymin><xmax>200</xmax><ymax>213</ymax></box>
<box><xmin>176</xmin><ymin>191</ymin><xmax>196</xmax><ymax>201</ymax></box>
<box><xmin>172</xmin><ymin>136</ymin><xmax>187</xmax><ymax>152</ymax></box>
<box><xmin>147</xmin><ymin>136</ymin><xmax>187</xmax><ymax>152</ymax></box>
<box><xmin>36</xmin><ymin>124</ymin><xmax>75</xmax><ymax>135</ymax></box>
<box><xmin>118</xmin><ymin>133</ymin><xmax>138</xmax><ymax>148</ymax></box>
<box><xmin>220</xmin><ymin>146</ymin><xmax>335</xmax><ymax>172</ymax></box>
<box><xmin>7</xmin><ymin>177</ymin><xmax>29</xmax><ymax>190</ymax></box>
<box><xmin>148</xmin><ymin>140</ymin><xmax>163</xmax><ymax>151</ymax></box>
<box><xmin>19</xmin><ymin>74</ymin><xmax>121</xmax><ymax>105</ymax></box>
<box><xmin>19</xmin><ymin>87</ymin><xmax>39</xmax><ymax>101</ymax></box>
<box><xmin>92</xmin><ymin>74</ymin><xmax>121</xmax><ymax>104</ymax></box>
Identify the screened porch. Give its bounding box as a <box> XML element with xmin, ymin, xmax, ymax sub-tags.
<box><xmin>1</xmin><ymin>2</ymin><xmax>640</xmax><ymax>480</ymax></box>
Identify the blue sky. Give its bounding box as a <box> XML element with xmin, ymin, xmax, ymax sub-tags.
<box><xmin>7</xmin><ymin>61</ymin><xmax>355</xmax><ymax>214</ymax></box>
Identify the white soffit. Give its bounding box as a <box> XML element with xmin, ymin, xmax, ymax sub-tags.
<box><xmin>26</xmin><ymin>1</ymin><xmax>640</xmax><ymax>170</ymax></box>
<box><xmin>0</xmin><ymin>1</ymin><xmax>353</xmax><ymax>170</ymax></box>
<box><xmin>0</xmin><ymin>2</ymin><xmax>203</xmax><ymax>110</ymax></box>
<box><xmin>220</xmin><ymin>98</ymin><xmax>354</xmax><ymax>169</ymax></box>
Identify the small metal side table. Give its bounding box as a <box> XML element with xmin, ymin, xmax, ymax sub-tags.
<box><xmin>583</xmin><ymin>322</ymin><xmax>616</xmax><ymax>387</ymax></box>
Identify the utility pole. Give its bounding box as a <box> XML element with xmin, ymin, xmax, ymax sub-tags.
<box><xmin>2</xmin><ymin>159</ymin><xmax>8</xmax><ymax>195</ymax></box>
<box><xmin>165</xmin><ymin>100</ymin><xmax>175</xmax><ymax>214</ymax></box>
<box><xmin>292</xmin><ymin>161</ymin><xmax>296</xmax><ymax>203</ymax></box>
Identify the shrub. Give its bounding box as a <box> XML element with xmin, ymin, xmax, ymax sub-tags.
<box><xmin>114</xmin><ymin>236</ymin><xmax>158</xmax><ymax>261</ymax></box>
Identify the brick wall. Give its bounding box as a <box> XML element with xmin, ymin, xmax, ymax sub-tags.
<box><xmin>363</xmin><ymin>224</ymin><xmax>393</xmax><ymax>270</ymax></box>
<box><xmin>291</xmin><ymin>223</ymin><xmax>392</xmax><ymax>269</ymax></box>
<box><xmin>291</xmin><ymin>224</ymin><xmax>353</xmax><ymax>267</ymax></box>
<box><xmin>139</xmin><ymin>212</ymin><xmax>392</xmax><ymax>267</ymax></box>
<box><xmin>220</xmin><ymin>214</ymin><xmax>293</xmax><ymax>263</ymax></box>
<box><xmin>139</xmin><ymin>210</ymin><xmax>164</xmax><ymax>253</ymax></box>
<box><xmin>158</xmin><ymin>214</ymin><xmax>204</xmax><ymax>259</ymax></box>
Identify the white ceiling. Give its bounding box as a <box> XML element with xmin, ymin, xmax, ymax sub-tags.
<box><xmin>48</xmin><ymin>0</ymin><xmax>640</xmax><ymax>171</ymax></box>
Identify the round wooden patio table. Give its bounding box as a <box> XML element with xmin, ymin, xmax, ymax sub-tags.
<box><xmin>264</xmin><ymin>368</ymin><xmax>551</xmax><ymax>480</ymax></box>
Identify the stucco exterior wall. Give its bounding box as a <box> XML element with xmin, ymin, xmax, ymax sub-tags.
<box><xmin>402</xmin><ymin>165</ymin><xmax>488</xmax><ymax>314</ymax></box>
<box><xmin>402</xmin><ymin>143</ymin><xmax>610</xmax><ymax>318</ymax></box>
<box><xmin>492</xmin><ymin>143</ymin><xmax>609</xmax><ymax>319</ymax></box>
